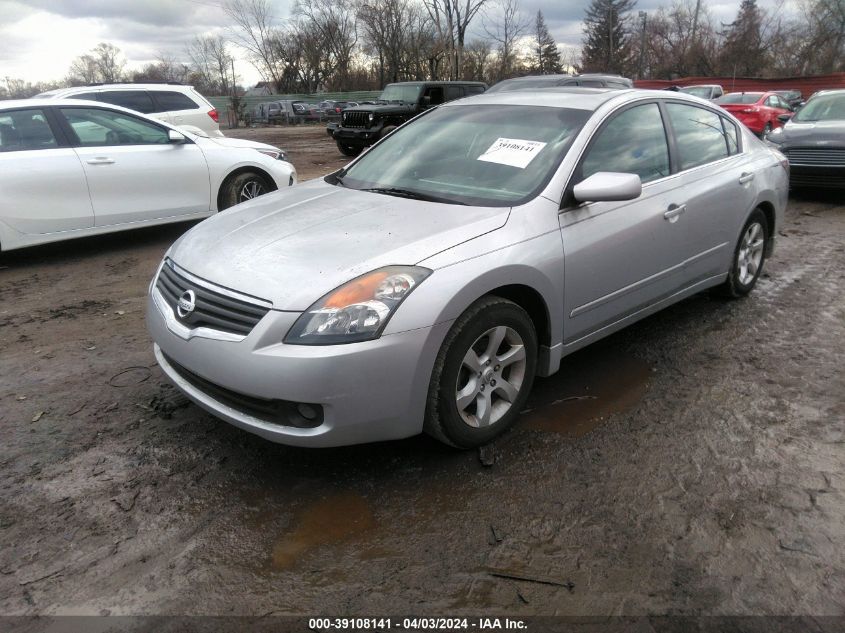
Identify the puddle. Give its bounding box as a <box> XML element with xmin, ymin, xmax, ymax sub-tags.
<box><xmin>523</xmin><ymin>344</ymin><xmax>651</xmax><ymax>437</ymax></box>
<box><xmin>271</xmin><ymin>491</ymin><xmax>375</xmax><ymax>569</ymax></box>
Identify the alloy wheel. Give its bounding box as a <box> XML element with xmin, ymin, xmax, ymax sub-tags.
<box><xmin>455</xmin><ymin>325</ymin><xmax>527</xmax><ymax>428</ymax></box>
<box><xmin>737</xmin><ymin>221</ymin><xmax>765</xmax><ymax>285</ymax></box>
<box><xmin>239</xmin><ymin>180</ymin><xmax>265</xmax><ymax>202</ymax></box>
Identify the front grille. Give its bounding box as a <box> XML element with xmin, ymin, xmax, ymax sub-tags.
<box><xmin>163</xmin><ymin>353</ymin><xmax>323</xmax><ymax>428</ymax></box>
<box><xmin>156</xmin><ymin>261</ymin><xmax>271</xmax><ymax>336</ymax></box>
<box><xmin>784</xmin><ymin>147</ymin><xmax>845</xmax><ymax>166</ymax></box>
<box><xmin>342</xmin><ymin>111</ymin><xmax>370</xmax><ymax>128</ymax></box>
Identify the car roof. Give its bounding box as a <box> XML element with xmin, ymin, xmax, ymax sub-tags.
<box><xmin>384</xmin><ymin>81</ymin><xmax>487</xmax><ymax>86</ymax></box>
<box><xmin>36</xmin><ymin>84</ymin><xmax>196</xmax><ymax>98</ymax></box>
<box><xmin>444</xmin><ymin>87</ymin><xmax>699</xmax><ymax>111</ymax></box>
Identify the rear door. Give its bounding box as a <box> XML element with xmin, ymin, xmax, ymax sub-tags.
<box><xmin>662</xmin><ymin>101</ymin><xmax>758</xmax><ymax>282</ymax></box>
<box><xmin>56</xmin><ymin>106</ymin><xmax>211</xmax><ymax>226</ymax></box>
<box><xmin>0</xmin><ymin>107</ymin><xmax>93</xmax><ymax>235</ymax></box>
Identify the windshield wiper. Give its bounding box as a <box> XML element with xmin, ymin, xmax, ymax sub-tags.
<box><xmin>361</xmin><ymin>187</ymin><xmax>466</xmax><ymax>204</ymax></box>
<box><xmin>325</xmin><ymin>168</ymin><xmax>348</xmax><ymax>187</ymax></box>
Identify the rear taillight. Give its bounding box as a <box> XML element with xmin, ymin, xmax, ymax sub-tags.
<box><xmin>335</xmin><ymin>107</ymin><xmax>341</xmax><ymax>113</ymax></box>
<box><xmin>208</xmin><ymin>109</ymin><xmax>219</xmax><ymax>122</ymax></box>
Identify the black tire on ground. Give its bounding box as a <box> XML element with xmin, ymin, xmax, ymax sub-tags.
<box><xmin>424</xmin><ymin>296</ymin><xmax>538</xmax><ymax>449</ymax></box>
<box><xmin>380</xmin><ymin>125</ymin><xmax>398</xmax><ymax>139</ymax></box>
<box><xmin>219</xmin><ymin>171</ymin><xmax>275</xmax><ymax>211</ymax></box>
<box><xmin>336</xmin><ymin>142</ymin><xmax>363</xmax><ymax>157</ymax></box>
<box><xmin>717</xmin><ymin>208</ymin><xmax>769</xmax><ymax>298</ymax></box>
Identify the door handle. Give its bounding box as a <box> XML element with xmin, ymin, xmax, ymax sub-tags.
<box><xmin>663</xmin><ymin>204</ymin><xmax>686</xmax><ymax>222</ymax></box>
<box><xmin>86</xmin><ymin>157</ymin><xmax>115</xmax><ymax>165</ymax></box>
<box><xmin>739</xmin><ymin>172</ymin><xmax>755</xmax><ymax>184</ymax></box>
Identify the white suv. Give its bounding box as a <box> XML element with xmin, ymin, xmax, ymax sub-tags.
<box><xmin>35</xmin><ymin>83</ymin><xmax>224</xmax><ymax>137</ymax></box>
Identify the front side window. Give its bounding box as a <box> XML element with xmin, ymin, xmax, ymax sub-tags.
<box><xmin>337</xmin><ymin>104</ymin><xmax>590</xmax><ymax>206</ymax></box>
<box><xmin>581</xmin><ymin>103</ymin><xmax>670</xmax><ymax>184</ymax></box>
<box><xmin>666</xmin><ymin>103</ymin><xmax>729</xmax><ymax>171</ymax></box>
<box><xmin>379</xmin><ymin>84</ymin><xmax>422</xmax><ymax>103</ymax></box>
<box><xmin>0</xmin><ymin>109</ymin><xmax>58</xmax><ymax>152</ymax></box>
<box><xmin>96</xmin><ymin>91</ymin><xmax>156</xmax><ymax>114</ymax></box>
<box><xmin>59</xmin><ymin>107</ymin><xmax>170</xmax><ymax>146</ymax></box>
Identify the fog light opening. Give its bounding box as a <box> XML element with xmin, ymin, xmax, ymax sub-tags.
<box><xmin>296</xmin><ymin>403</ymin><xmax>319</xmax><ymax>421</ymax></box>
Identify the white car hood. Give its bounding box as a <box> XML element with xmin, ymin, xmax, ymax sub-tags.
<box><xmin>167</xmin><ymin>179</ymin><xmax>510</xmax><ymax>310</ymax></box>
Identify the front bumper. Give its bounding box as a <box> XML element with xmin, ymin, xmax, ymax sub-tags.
<box><xmin>147</xmin><ymin>287</ymin><xmax>449</xmax><ymax>447</ymax></box>
<box><xmin>332</xmin><ymin>127</ymin><xmax>380</xmax><ymax>145</ymax></box>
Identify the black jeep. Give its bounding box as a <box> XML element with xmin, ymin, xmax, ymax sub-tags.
<box><xmin>329</xmin><ymin>81</ymin><xmax>487</xmax><ymax>156</ymax></box>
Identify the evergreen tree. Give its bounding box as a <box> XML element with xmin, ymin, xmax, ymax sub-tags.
<box><xmin>581</xmin><ymin>0</ymin><xmax>636</xmax><ymax>74</ymax></box>
<box><xmin>533</xmin><ymin>11</ymin><xmax>563</xmax><ymax>74</ymax></box>
<box><xmin>718</xmin><ymin>0</ymin><xmax>767</xmax><ymax>76</ymax></box>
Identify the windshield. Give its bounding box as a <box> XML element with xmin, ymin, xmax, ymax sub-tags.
<box><xmin>336</xmin><ymin>104</ymin><xmax>590</xmax><ymax>206</ymax></box>
<box><xmin>379</xmin><ymin>84</ymin><xmax>422</xmax><ymax>103</ymax></box>
<box><xmin>680</xmin><ymin>86</ymin><xmax>712</xmax><ymax>98</ymax></box>
<box><xmin>792</xmin><ymin>93</ymin><xmax>845</xmax><ymax>122</ymax></box>
<box><xmin>716</xmin><ymin>93</ymin><xmax>762</xmax><ymax>105</ymax></box>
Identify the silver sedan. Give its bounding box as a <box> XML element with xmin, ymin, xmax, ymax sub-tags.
<box><xmin>147</xmin><ymin>88</ymin><xmax>789</xmax><ymax>448</ymax></box>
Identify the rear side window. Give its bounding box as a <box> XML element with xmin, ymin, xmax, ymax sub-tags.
<box><xmin>579</xmin><ymin>79</ymin><xmax>605</xmax><ymax>88</ymax></box>
<box><xmin>581</xmin><ymin>103</ymin><xmax>670</xmax><ymax>184</ymax></box>
<box><xmin>722</xmin><ymin>117</ymin><xmax>739</xmax><ymax>155</ymax></box>
<box><xmin>69</xmin><ymin>92</ymin><xmax>100</xmax><ymax>101</ymax></box>
<box><xmin>445</xmin><ymin>86</ymin><xmax>463</xmax><ymax>101</ymax></box>
<box><xmin>0</xmin><ymin>109</ymin><xmax>58</xmax><ymax>152</ymax></box>
<box><xmin>666</xmin><ymin>103</ymin><xmax>729</xmax><ymax>170</ymax></box>
<box><xmin>465</xmin><ymin>85</ymin><xmax>485</xmax><ymax>95</ymax></box>
<box><xmin>97</xmin><ymin>91</ymin><xmax>156</xmax><ymax>114</ymax></box>
<box><xmin>153</xmin><ymin>91</ymin><xmax>200</xmax><ymax>111</ymax></box>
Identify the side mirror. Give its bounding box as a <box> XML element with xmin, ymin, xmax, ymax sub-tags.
<box><xmin>573</xmin><ymin>172</ymin><xmax>642</xmax><ymax>203</ymax></box>
<box><xmin>421</xmin><ymin>96</ymin><xmax>432</xmax><ymax>107</ymax></box>
<box><xmin>168</xmin><ymin>130</ymin><xmax>187</xmax><ymax>144</ymax></box>
<box><xmin>777</xmin><ymin>113</ymin><xmax>792</xmax><ymax>123</ymax></box>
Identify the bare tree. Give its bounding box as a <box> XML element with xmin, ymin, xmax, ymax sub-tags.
<box><xmin>463</xmin><ymin>38</ymin><xmax>494</xmax><ymax>81</ymax></box>
<box><xmin>484</xmin><ymin>0</ymin><xmax>530</xmax><ymax>80</ymax></box>
<box><xmin>67</xmin><ymin>43</ymin><xmax>125</xmax><ymax>85</ymax></box>
<box><xmin>224</xmin><ymin>0</ymin><xmax>285</xmax><ymax>89</ymax></box>
<box><xmin>294</xmin><ymin>0</ymin><xmax>358</xmax><ymax>90</ymax></box>
<box><xmin>423</xmin><ymin>0</ymin><xmax>492</xmax><ymax>79</ymax></box>
<box><xmin>188</xmin><ymin>35</ymin><xmax>235</xmax><ymax>95</ymax></box>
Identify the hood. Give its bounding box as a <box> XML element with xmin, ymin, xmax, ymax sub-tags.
<box><xmin>167</xmin><ymin>179</ymin><xmax>510</xmax><ymax>310</ymax></box>
<box><xmin>774</xmin><ymin>120</ymin><xmax>845</xmax><ymax>147</ymax></box>
<box><xmin>206</xmin><ymin>136</ymin><xmax>281</xmax><ymax>152</ymax></box>
<box><xmin>347</xmin><ymin>103</ymin><xmax>416</xmax><ymax>115</ymax></box>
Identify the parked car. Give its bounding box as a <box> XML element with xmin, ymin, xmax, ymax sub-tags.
<box><xmin>147</xmin><ymin>88</ymin><xmax>788</xmax><ymax>449</ymax></box>
<box><xmin>36</xmin><ymin>83</ymin><xmax>223</xmax><ymax>137</ymax></box>
<box><xmin>0</xmin><ymin>99</ymin><xmax>296</xmax><ymax>252</ymax></box>
<box><xmin>331</xmin><ymin>81</ymin><xmax>487</xmax><ymax>156</ymax></box>
<box><xmin>765</xmin><ymin>88</ymin><xmax>845</xmax><ymax>188</ymax></box>
<box><xmin>293</xmin><ymin>101</ymin><xmax>324</xmax><ymax>122</ymax></box>
<box><xmin>487</xmin><ymin>74</ymin><xmax>633</xmax><ymax>93</ymax></box>
<box><xmin>678</xmin><ymin>84</ymin><xmax>724</xmax><ymax>100</ymax></box>
<box><xmin>773</xmin><ymin>89</ymin><xmax>804</xmax><ymax>109</ymax></box>
<box><xmin>715</xmin><ymin>92</ymin><xmax>793</xmax><ymax>136</ymax></box>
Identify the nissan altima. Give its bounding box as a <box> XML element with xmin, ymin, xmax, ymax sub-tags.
<box><xmin>0</xmin><ymin>99</ymin><xmax>296</xmax><ymax>252</ymax></box>
<box><xmin>147</xmin><ymin>88</ymin><xmax>789</xmax><ymax>448</ymax></box>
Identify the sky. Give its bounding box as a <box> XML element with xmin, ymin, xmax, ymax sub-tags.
<box><xmin>0</xmin><ymin>0</ymin><xmax>800</xmax><ymax>89</ymax></box>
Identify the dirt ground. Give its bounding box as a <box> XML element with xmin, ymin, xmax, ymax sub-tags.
<box><xmin>0</xmin><ymin>125</ymin><xmax>843</xmax><ymax>619</ymax></box>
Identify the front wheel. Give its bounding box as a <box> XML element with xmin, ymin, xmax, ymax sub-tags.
<box><xmin>718</xmin><ymin>208</ymin><xmax>768</xmax><ymax>298</ymax></box>
<box><xmin>336</xmin><ymin>141</ymin><xmax>363</xmax><ymax>157</ymax></box>
<box><xmin>424</xmin><ymin>297</ymin><xmax>537</xmax><ymax>448</ymax></box>
<box><xmin>219</xmin><ymin>171</ymin><xmax>274</xmax><ymax>210</ymax></box>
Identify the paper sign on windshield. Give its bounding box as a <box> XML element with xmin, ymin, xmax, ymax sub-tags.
<box><xmin>477</xmin><ymin>138</ymin><xmax>548</xmax><ymax>169</ymax></box>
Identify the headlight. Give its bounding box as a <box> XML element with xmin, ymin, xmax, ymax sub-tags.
<box><xmin>256</xmin><ymin>148</ymin><xmax>288</xmax><ymax>162</ymax></box>
<box><xmin>764</xmin><ymin>128</ymin><xmax>784</xmax><ymax>145</ymax></box>
<box><xmin>284</xmin><ymin>266</ymin><xmax>431</xmax><ymax>345</ymax></box>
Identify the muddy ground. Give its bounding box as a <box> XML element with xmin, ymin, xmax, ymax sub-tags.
<box><xmin>0</xmin><ymin>126</ymin><xmax>843</xmax><ymax>619</ymax></box>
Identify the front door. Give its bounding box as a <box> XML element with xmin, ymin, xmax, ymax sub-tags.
<box><xmin>560</xmin><ymin>102</ymin><xmax>689</xmax><ymax>345</ymax></box>
<box><xmin>56</xmin><ymin>106</ymin><xmax>211</xmax><ymax>227</ymax></box>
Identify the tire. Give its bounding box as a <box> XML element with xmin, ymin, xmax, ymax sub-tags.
<box><xmin>336</xmin><ymin>141</ymin><xmax>362</xmax><ymax>157</ymax></box>
<box><xmin>380</xmin><ymin>125</ymin><xmax>398</xmax><ymax>139</ymax></box>
<box><xmin>424</xmin><ymin>296</ymin><xmax>538</xmax><ymax>448</ymax></box>
<box><xmin>219</xmin><ymin>172</ymin><xmax>274</xmax><ymax>210</ymax></box>
<box><xmin>718</xmin><ymin>208</ymin><xmax>769</xmax><ymax>298</ymax></box>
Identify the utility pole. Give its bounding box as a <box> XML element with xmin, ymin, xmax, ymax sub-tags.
<box><xmin>691</xmin><ymin>0</ymin><xmax>702</xmax><ymax>43</ymax></box>
<box><xmin>638</xmin><ymin>11</ymin><xmax>648</xmax><ymax>79</ymax></box>
<box><xmin>608</xmin><ymin>5</ymin><xmax>614</xmax><ymax>71</ymax></box>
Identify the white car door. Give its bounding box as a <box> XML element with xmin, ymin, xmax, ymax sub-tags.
<box><xmin>56</xmin><ymin>106</ymin><xmax>211</xmax><ymax>227</ymax></box>
<box><xmin>0</xmin><ymin>107</ymin><xmax>93</xmax><ymax>235</ymax></box>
